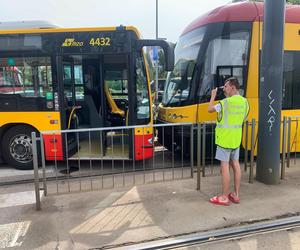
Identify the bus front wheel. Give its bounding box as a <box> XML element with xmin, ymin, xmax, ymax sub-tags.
<box><xmin>2</xmin><ymin>125</ymin><xmax>38</xmax><ymax>170</ymax></box>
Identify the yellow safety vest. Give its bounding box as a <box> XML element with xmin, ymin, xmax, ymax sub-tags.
<box><xmin>215</xmin><ymin>95</ymin><xmax>249</xmax><ymax>149</ymax></box>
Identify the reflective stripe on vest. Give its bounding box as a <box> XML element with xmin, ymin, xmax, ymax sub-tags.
<box><xmin>216</xmin><ymin>124</ymin><xmax>243</xmax><ymax>129</ymax></box>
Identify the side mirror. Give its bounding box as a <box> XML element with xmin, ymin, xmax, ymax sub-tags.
<box><xmin>136</xmin><ymin>39</ymin><xmax>175</xmax><ymax>71</ymax></box>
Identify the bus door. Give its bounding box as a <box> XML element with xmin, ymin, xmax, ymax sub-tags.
<box><xmin>60</xmin><ymin>56</ymin><xmax>80</xmax><ymax>158</ymax></box>
<box><xmin>61</xmin><ymin>55</ymin><xmax>107</xmax><ymax>159</ymax></box>
<box><xmin>101</xmin><ymin>54</ymin><xmax>131</xmax><ymax>160</ymax></box>
<box><xmin>81</xmin><ymin>56</ymin><xmax>106</xmax><ymax>159</ymax></box>
<box><xmin>62</xmin><ymin>54</ymin><xmax>131</xmax><ymax>160</ymax></box>
<box><xmin>62</xmin><ymin>57</ymin><xmax>75</xmax><ymax>114</ymax></box>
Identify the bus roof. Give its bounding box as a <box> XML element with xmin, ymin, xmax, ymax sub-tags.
<box><xmin>182</xmin><ymin>2</ymin><xmax>300</xmax><ymax>36</ymax></box>
<box><xmin>0</xmin><ymin>21</ymin><xmax>58</xmax><ymax>30</ymax></box>
<box><xmin>0</xmin><ymin>24</ymin><xmax>141</xmax><ymax>38</ymax></box>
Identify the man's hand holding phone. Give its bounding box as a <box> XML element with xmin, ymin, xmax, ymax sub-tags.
<box><xmin>211</xmin><ymin>87</ymin><xmax>218</xmax><ymax>98</ymax></box>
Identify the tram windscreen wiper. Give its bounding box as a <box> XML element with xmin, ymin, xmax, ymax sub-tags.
<box><xmin>166</xmin><ymin>88</ymin><xmax>182</xmax><ymax>106</ymax></box>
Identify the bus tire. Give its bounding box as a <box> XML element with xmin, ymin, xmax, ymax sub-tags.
<box><xmin>1</xmin><ymin>125</ymin><xmax>39</xmax><ymax>170</ymax></box>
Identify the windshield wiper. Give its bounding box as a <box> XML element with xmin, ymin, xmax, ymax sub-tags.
<box><xmin>166</xmin><ymin>89</ymin><xmax>183</xmax><ymax>106</ymax></box>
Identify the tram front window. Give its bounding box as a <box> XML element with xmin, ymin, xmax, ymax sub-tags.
<box><xmin>163</xmin><ymin>27</ymin><xmax>205</xmax><ymax>107</ymax></box>
<box><xmin>198</xmin><ymin>28</ymin><xmax>250</xmax><ymax>103</ymax></box>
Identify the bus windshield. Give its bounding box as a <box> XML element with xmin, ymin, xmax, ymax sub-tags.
<box><xmin>163</xmin><ymin>27</ymin><xmax>205</xmax><ymax>106</ymax></box>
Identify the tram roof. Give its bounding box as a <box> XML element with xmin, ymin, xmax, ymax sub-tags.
<box><xmin>182</xmin><ymin>2</ymin><xmax>300</xmax><ymax>36</ymax></box>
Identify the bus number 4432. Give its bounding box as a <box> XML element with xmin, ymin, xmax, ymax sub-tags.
<box><xmin>89</xmin><ymin>37</ymin><xmax>111</xmax><ymax>46</ymax></box>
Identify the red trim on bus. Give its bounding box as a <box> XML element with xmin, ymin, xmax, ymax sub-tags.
<box><xmin>43</xmin><ymin>134</ymin><xmax>63</xmax><ymax>161</ymax></box>
<box><xmin>182</xmin><ymin>2</ymin><xmax>300</xmax><ymax>36</ymax></box>
<box><xmin>134</xmin><ymin>133</ymin><xmax>153</xmax><ymax>160</ymax></box>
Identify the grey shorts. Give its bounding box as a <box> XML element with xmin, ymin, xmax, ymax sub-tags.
<box><xmin>215</xmin><ymin>146</ymin><xmax>240</xmax><ymax>162</ymax></box>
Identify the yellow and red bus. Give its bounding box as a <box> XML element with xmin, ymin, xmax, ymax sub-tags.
<box><xmin>0</xmin><ymin>23</ymin><xmax>174</xmax><ymax>169</ymax></box>
<box><xmin>158</xmin><ymin>2</ymin><xmax>300</xmax><ymax>154</ymax></box>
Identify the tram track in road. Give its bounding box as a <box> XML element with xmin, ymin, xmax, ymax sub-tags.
<box><xmin>99</xmin><ymin>214</ymin><xmax>300</xmax><ymax>250</ymax></box>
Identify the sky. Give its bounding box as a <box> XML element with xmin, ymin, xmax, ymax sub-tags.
<box><xmin>0</xmin><ymin>0</ymin><xmax>230</xmax><ymax>42</ymax></box>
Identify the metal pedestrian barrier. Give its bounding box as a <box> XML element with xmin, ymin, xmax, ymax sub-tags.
<box><xmin>280</xmin><ymin>116</ymin><xmax>300</xmax><ymax>180</ymax></box>
<box><xmin>194</xmin><ymin>116</ymin><xmax>300</xmax><ymax>191</ymax></box>
<box><xmin>195</xmin><ymin>119</ymin><xmax>258</xmax><ymax>190</ymax></box>
<box><xmin>32</xmin><ymin>117</ymin><xmax>300</xmax><ymax>209</ymax></box>
<box><xmin>32</xmin><ymin>123</ymin><xmax>194</xmax><ymax>210</ymax></box>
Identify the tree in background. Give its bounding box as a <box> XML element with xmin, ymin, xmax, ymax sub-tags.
<box><xmin>287</xmin><ymin>0</ymin><xmax>300</xmax><ymax>4</ymax></box>
<box><xmin>145</xmin><ymin>51</ymin><xmax>155</xmax><ymax>81</ymax></box>
<box><xmin>158</xmin><ymin>49</ymin><xmax>168</xmax><ymax>79</ymax></box>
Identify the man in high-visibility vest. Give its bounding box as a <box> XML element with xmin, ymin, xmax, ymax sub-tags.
<box><xmin>208</xmin><ymin>77</ymin><xmax>249</xmax><ymax>206</ymax></box>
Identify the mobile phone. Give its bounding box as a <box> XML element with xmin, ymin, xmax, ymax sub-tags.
<box><xmin>217</xmin><ymin>86</ymin><xmax>225</xmax><ymax>96</ymax></box>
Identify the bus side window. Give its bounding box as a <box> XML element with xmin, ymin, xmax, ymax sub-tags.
<box><xmin>0</xmin><ymin>56</ymin><xmax>53</xmax><ymax>111</ymax></box>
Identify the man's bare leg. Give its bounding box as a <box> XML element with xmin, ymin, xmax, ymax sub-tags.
<box><xmin>230</xmin><ymin>159</ymin><xmax>241</xmax><ymax>197</ymax></box>
<box><xmin>220</xmin><ymin>161</ymin><xmax>230</xmax><ymax>200</ymax></box>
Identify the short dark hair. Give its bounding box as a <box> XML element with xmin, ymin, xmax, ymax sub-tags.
<box><xmin>225</xmin><ymin>77</ymin><xmax>240</xmax><ymax>90</ymax></box>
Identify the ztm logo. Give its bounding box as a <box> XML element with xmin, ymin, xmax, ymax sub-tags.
<box><xmin>62</xmin><ymin>38</ymin><xmax>83</xmax><ymax>47</ymax></box>
<box><xmin>62</xmin><ymin>38</ymin><xmax>74</xmax><ymax>47</ymax></box>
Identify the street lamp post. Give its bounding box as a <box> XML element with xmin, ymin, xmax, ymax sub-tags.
<box><xmin>256</xmin><ymin>0</ymin><xmax>285</xmax><ymax>184</ymax></box>
<box><xmin>155</xmin><ymin>0</ymin><xmax>159</xmax><ymax>104</ymax></box>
